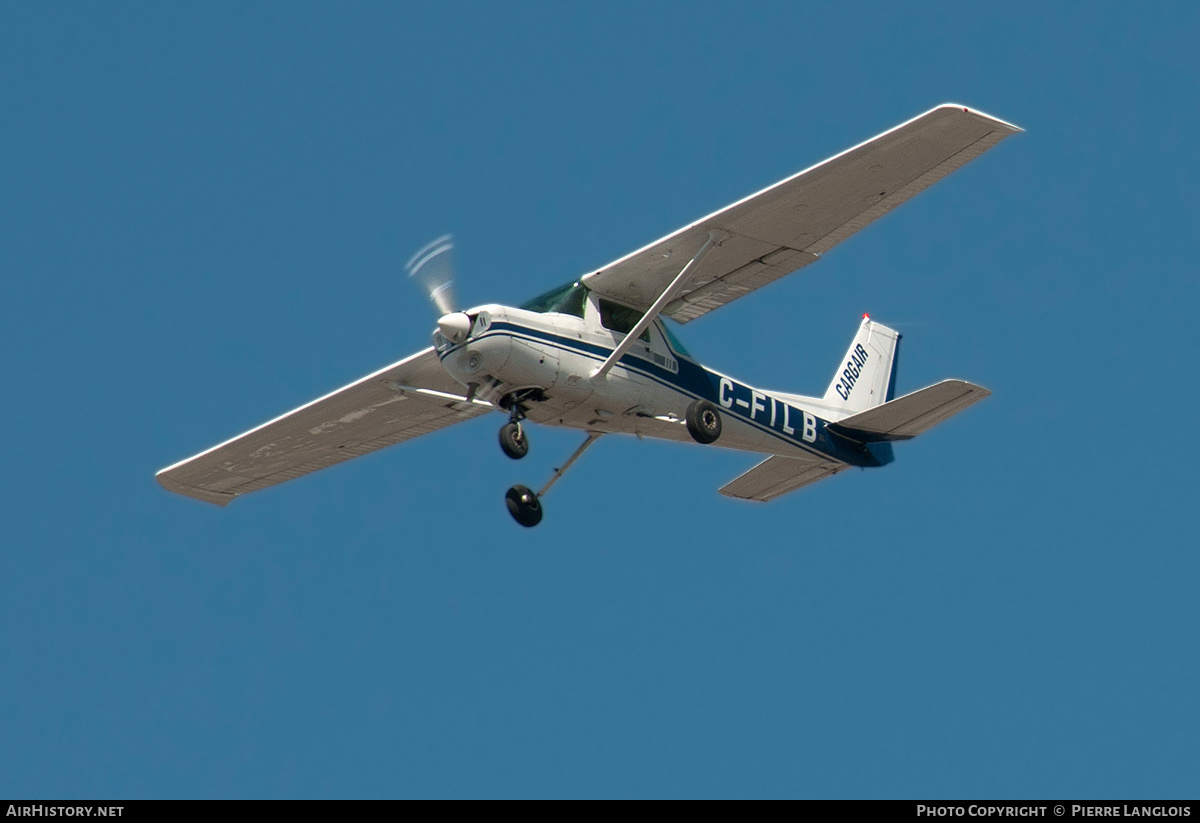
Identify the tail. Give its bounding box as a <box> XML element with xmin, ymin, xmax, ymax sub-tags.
<box><xmin>821</xmin><ymin>317</ymin><xmax>989</xmax><ymax>468</ymax></box>
<box><xmin>822</xmin><ymin>316</ymin><xmax>901</xmax><ymax>414</ymax></box>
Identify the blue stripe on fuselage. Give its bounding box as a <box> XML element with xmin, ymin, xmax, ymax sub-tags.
<box><xmin>444</xmin><ymin>321</ymin><xmax>879</xmax><ymax>467</ymax></box>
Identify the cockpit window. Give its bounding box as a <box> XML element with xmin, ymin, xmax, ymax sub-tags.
<box><xmin>598</xmin><ymin>298</ymin><xmax>651</xmax><ymax>343</ymax></box>
<box><xmin>520</xmin><ymin>281</ymin><xmax>588</xmax><ymax>318</ymax></box>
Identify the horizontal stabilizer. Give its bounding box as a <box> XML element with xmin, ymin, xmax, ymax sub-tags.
<box><xmin>719</xmin><ymin>454</ymin><xmax>845</xmax><ymax>502</ymax></box>
<box><xmin>828</xmin><ymin>379</ymin><xmax>990</xmax><ymax>442</ymax></box>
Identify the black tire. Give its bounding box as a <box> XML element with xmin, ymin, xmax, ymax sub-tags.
<box><xmin>499</xmin><ymin>421</ymin><xmax>529</xmax><ymax>460</ymax></box>
<box><xmin>505</xmin><ymin>484</ymin><xmax>543</xmax><ymax>527</ymax></box>
<box><xmin>685</xmin><ymin>399</ymin><xmax>722</xmax><ymax>444</ymax></box>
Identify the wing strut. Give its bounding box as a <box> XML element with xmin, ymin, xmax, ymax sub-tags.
<box><xmin>589</xmin><ymin>229</ymin><xmax>724</xmax><ymax>380</ymax></box>
<box><xmin>537</xmin><ymin>431</ymin><xmax>603</xmax><ymax>497</ymax></box>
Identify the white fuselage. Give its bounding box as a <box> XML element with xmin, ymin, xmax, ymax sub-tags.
<box><xmin>434</xmin><ymin>294</ymin><xmax>877</xmax><ymax>468</ymax></box>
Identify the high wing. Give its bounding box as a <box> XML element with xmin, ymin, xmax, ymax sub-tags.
<box><xmin>582</xmin><ymin>104</ymin><xmax>1021</xmax><ymax>322</ymax></box>
<box><xmin>156</xmin><ymin>348</ymin><xmax>491</xmax><ymax>506</ymax></box>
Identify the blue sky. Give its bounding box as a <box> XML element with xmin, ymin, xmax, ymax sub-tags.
<box><xmin>2</xmin><ymin>2</ymin><xmax>1197</xmax><ymax>799</ymax></box>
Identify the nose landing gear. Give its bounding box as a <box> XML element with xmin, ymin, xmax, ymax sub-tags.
<box><xmin>505</xmin><ymin>432</ymin><xmax>603</xmax><ymax>528</ymax></box>
<box><xmin>498</xmin><ymin>393</ymin><xmax>535</xmax><ymax>460</ymax></box>
<box><xmin>499</xmin><ymin>421</ymin><xmax>529</xmax><ymax>459</ymax></box>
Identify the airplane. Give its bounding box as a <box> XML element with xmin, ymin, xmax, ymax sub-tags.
<box><xmin>156</xmin><ymin>103</ymin><xmax>1021</xmax><ymax>527</ymax></box>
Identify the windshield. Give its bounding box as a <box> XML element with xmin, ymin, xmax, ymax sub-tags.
<box><xmin>520</xmin><ymin>281</ymin><xmax>588</xmax><ymax>318</ymax></box>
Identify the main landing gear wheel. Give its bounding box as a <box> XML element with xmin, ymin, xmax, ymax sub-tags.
<box><xmin>499</xmin><ymin>421</ymin><xmax>529</xmax><ymax>459</ymax></box>
<box><xmin>505</xmin><ymin>484</ymin><xmax>542</xmax><ymax>527</ymax></box>
<box><xmin>685</xmin><ymin>399</ymin><xmax>722</xmax><ymax>444</ymax></box>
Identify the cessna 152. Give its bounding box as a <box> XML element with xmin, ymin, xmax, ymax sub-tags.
<box><xmin>157</xmin><ymin>104</ymin><xmax>1020</xmax><ymax>526</ymax></box>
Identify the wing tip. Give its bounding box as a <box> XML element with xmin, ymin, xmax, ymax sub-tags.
<box><xmin>942</xmin><ymin>378</ymin><xmax>993</xmax><ymax>399</ymax></box>
<box><xmin>935</xmin><ymin>102</ymin><xmax>1024</xmax><ymax>133</ymax></box>
<box><xmin>156</xmin><ymin>470</ymin><xmax>237</xmax><ymax>507</ymax></box>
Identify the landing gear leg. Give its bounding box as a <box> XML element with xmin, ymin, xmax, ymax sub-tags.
<box><xmin>505</xmin><ymin>432</ymin><xmax>603</xmax><ymax>528</ymax></box>
<box><xmin>499</xmin><ymin>403</ymin><xmax>530</xmax><ymax>460</ymax></box>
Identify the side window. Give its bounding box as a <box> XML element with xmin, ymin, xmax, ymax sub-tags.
<box><xmin>598</xmin><ymin>299</ymin><xmax>650</xmax><ymax>343</ymax></box>
<box><xmin>660</xmin><ymin>320</ymin><xmax>691</xmax><ymax>357</ymax></box>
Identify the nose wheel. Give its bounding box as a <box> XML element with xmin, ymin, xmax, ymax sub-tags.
<box><xmin>499</xmin><ymin>421</ymin><xmax>529</xmax><ymax>460</ymax></box>
<box><xmin>504</xmin><ymin>432</ymin><xmax>603</xmax><ymax>528</ymax></box>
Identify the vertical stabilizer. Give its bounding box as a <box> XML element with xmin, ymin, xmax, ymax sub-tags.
<box><xmin>822</xmin><ymin>317</ymin><xmax>901</xmax><ymax>414</ymax></box>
